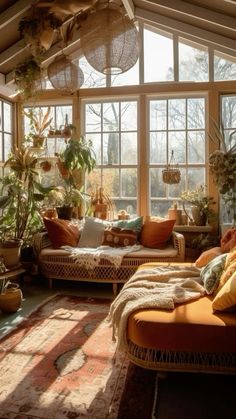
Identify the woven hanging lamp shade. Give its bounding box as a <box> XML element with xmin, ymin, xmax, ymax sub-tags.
<box><xmin>47</xmin><ymin>55</ymin><xmax>84</xmax><ymax>94</ymax></box>
<box><xmin>79</xmin><ymin>6</ymin><xmax>139</xmax><ymax>75</ymax></box>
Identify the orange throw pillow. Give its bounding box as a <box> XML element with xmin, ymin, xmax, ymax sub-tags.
<box><xmin>140</xmin><ymin>219</ymin><xmax>175</xmax><ymax>249</ymax></box>
<box><xmin>195</xmin><ymin>247</ymin><xmax>222</xmax><ymax>268</ymax></box>
<box><xmin>221</xmin><ymin>227</ymin><xmax>236</xmax><ymax>253</ymax></box>
<box><xmin>43</xmin><ymin>217</ymin><xmax>80</xmax><ymax>248</ymax></box>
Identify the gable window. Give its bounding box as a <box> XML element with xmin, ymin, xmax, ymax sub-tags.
<box><xmin>148</xmin><ymin>96</ymin><xmax>206</xmax><ymax>216</ymax></box>
<box><xmin>83</xmin><ymin>99</ymin><xmax>138</xmax><ymax>216</ymax></box>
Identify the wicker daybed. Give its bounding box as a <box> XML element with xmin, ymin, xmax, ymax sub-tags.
<box><xmin>33</xmin><ymin>231</ymin><xmax>185</xmax><ymax>295</ymax></box>
<box><xmin>113</xmin><ymin>262</ymin><xmax>236</xmax><ymax>374</ymax></box>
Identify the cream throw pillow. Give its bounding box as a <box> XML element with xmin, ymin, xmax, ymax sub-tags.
<box><xmin>78</xmin><ymin>217</ymin><xmax>106</xmax><ymax>248</ymax></box>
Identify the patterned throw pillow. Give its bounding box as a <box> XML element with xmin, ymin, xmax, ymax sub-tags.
<box><xmin>103</xmin><ymin>227</ymin><xmax>137</xmax><ymax>247</ymax></box>
<box><xmin>200</xmin><ymin>253</ymin><xmax>227</xmax><ymax>295</ymax></box>
<box><xmin>43</xmin><ymin>218</ymin><xmax>80</xmax><ymax>248</ymax></box>
<box><xmin>113</xmin><ymin>216</ymin><xmax>143</xmax><ymax>233</ymax></box>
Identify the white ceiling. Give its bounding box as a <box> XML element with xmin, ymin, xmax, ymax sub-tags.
<box><xmin>0</xmin><ymin>0</ymin><xmax>236</xmax><ymax>97</ymax></box>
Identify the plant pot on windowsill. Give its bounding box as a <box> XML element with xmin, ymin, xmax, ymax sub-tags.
<box><xmin>0</xmin><ymin>239</ymin><xmax>23</xmax><ymax>268</ymax></box>
<box><xmin>56</xmin><ymin>206</ymin><xmax>73</xmax><ymax>220</ymax></box>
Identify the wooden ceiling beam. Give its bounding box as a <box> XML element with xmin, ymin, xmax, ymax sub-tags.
<box><xmin>0</xmin><ymin>0</ymin><xmax>35</xmax><ymax>29</ymax></box>
<box><xmin>141</xmin><ymin>0</ymin><xmax>236</xmax><ymax>32</ymax></box>
<box><xmin>122</xmin><ymin>0</ymin><xmax>135</xmax><ymax>20</ymax></box>
<box><xmin>136</xmin><ymin>7</ymin><xmax>236</xmax><ymax>56</ymax></box>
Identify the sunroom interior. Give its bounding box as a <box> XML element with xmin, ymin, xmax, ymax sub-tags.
<box><xmin>0</xmin><ymin>0</ymin><xmax>236</xmax><ymax>237</ymax></box>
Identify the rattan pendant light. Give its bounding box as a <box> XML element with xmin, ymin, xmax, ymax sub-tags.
<box><xmin>47</xmin><ymin>54</ymin><xmax>84</xmax><ymax>94</ymax></box>
<box><xmin>79</xmin><ymin>4</ymin><xmax>139</xmax><ymax>75</ymax></box>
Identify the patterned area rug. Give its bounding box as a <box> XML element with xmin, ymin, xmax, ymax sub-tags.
<box><xmin>0</xmin><ymin>295</ymin><xmax>129</xmax><ymax>419</ymax></box>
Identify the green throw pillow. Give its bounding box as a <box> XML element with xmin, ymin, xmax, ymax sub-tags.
<box><xmin>113</xmin><ymin>216</ymin><xmax>143</xmax><ymax>233</ymax></box>
<box><xmin>200</xmin><ymin>253</ymin><xmax>227</xmax><ymax>295</ymax></box>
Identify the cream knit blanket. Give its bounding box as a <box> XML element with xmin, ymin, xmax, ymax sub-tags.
<box><xmin>108</xmin><ymin>265</ymin><xmax>205</xmax><ymax>352</ymax></box>
<box><xmin>62</xmin><ymin>244</ymin><xmax>142</xmax><ymax>270</ymax></box>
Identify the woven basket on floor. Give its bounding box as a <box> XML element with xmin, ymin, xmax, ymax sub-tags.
<box><xmin>0</xmin><ymin>283</ymin><xmax>22</xmax><ymax>313</ymax></box>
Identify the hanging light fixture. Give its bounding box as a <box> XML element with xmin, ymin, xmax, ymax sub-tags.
<box><xmin>47</xmin><ymin>54</ymin><xmax>84</xmax><ymax>94</ymax></box>
<box><xmin>79</xmin><ymin>3</ymin><xmax>139</xmax><ymax>75</ymax></box>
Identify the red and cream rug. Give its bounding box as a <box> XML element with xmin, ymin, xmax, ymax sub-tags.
<box><xmin>0</xmin><ymin>295</ymin><xmax>129</xmax><ymax>418</ymax></box>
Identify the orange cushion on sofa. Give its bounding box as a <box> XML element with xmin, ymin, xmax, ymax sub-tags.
<box><xmin>43</xmin><ymin>217</ymin><xmax>80</xmax><ymax>248</ymax></box>
<box><xmin>140</xmin><ymin>219</ymin><xmax>175</xmax><ymax>249</ymax></box>
<box><xmin>221</xmin><ymin>228</ymin><xmax>236</xmax><ymax>253</ymax></box>
<box><xmin>195</xmin><ymin>247</ymin><xmax>222</xmax><ymax>268</ymax></box>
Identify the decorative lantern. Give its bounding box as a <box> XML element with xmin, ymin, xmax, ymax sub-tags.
<box><xmin>79</xmin><ymin>5</ymin><xmax>139</xmax><ymax>75</ymax></box>
<box><xmin>47</xmin><ymin>54</ymin><xmax>84</xmax><ymax>94</ymax></box>
<box><xmin>162</xmin><ymin>150</ymin><xmax>181</xmax><ymax>184</ymax></box>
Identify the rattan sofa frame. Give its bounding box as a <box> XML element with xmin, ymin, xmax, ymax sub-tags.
<box><xmin>33</xmin><ymin>231</ymin><xmax>185</xmax><ymax>295</ymax></box>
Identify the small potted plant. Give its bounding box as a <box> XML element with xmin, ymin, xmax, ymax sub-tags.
<box><xmin>181</xmin><ymin>185</ymin><xmax>216</xmax><ymax>226</ymax></box>
<box><xmin>24</xmin><ymin>107</ymin><xmax>53</xmax><ymax>148</ymax></box>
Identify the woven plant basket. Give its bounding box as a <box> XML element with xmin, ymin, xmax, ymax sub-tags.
<box><xmin>162</xmin><ymin>150</ymin><xmax>181</xmax><ymax>184</ymax></box>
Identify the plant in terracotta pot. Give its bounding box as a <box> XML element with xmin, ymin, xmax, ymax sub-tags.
<box><xmin>181</xmin><ymin>185</ymin><xmax>216</xmax><ymax>226</ymax></box>
<box><xmin>0</xmin><ymin>146</ymin><xmax>54</xmax><ymax>266</ymax></box>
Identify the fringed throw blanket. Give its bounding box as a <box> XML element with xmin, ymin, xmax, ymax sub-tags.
<box><xmin>62</xmin><ymin>244</ymin><xmax>142</xmax><ymax>270</ymax></box>
<box><xmin>108</xmin><ymin>265</ymin><xmax>205</xmax><ymax>352</ymax></box>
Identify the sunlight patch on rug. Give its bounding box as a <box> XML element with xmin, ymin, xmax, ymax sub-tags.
<box><xmin>0</xmin><ymin>295</ymin><xmax>128</xmax><ymax>419</ymax></box>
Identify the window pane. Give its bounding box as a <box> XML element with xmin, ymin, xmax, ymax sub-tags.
<box><xmin>103</xmin><ymin>103</ymin><xmax>119</xmax><ymax>131</ymax></box>
<box><xmin>3</xmin><ymin>134</ymin><xmax>12</xmax><ymax>160</ymax></box>
<box><xmin>179</xmin><ymin>39</ymin><xmax>208</xmax><ymax>82</ymax></box>
<box><xmin>168</xmin><ymin>168</ymin><xmax>186</xmax><ymax>198</ymax></box>
<box><xmin>79</xmin><ymin>57</ymin><xmax>106</xmax><ymax>88</ymax></box>
<box><xmin>150</xmin><ymin>168</ymin><xmax>166</xmax><ymax>198</ymax></box>
<box><xmin>0</xmin><ymin>104</ymin><xmax>2</xmax><ymax>130</ymax></box>
<box><xmin>187</xmin><ymin>167</ymin><xmax>205</xmax><ymax>190</ymax></box>
<box><xmin>150</xmin><ymin>132</ymin><xmax>167</xmax><ymax>164</ymax></box>
<box><xmin>151</xmin><ymin>200</ymin><xmax>172</xmax><ymax>217</ymax></box>
<box><xmin>144</xmin><ymin>28</ymin><xmax>174</xmax><ymax>82</ymax></box>
<box><xmin>111</xmin><ymin>61</ymin><xmax>139</xmax><ymax>86</ymax></box>
<box><xmin>103</xmin><ymin>133</ymin><xmax>119</xmax><ymax>165</ymax></box>
<box><xmin>56</xmin><ymin>106</ymin><xmax>72</xmax><ymax>128</ymax></box>
<box><xmin>121</xmin><ymin>101</ymin><xmax>137</xmax><ymax>131</ymax></box>
<box><xmin>121</xmin><ymin>133</ymin><xmax>137</xmax><ymax>164</ymax></box>
<box><xmin>187</xmin><ymin>98</ymin><xmax>205</xmax><ymax>129</ymax></box>
<box><xmin>221</xmin><ymin>96</ymin><xmax>236</xmax><ymax>128</ymax></box>
<box><xmin>103</xmin><ymin>168</ymin><xmax>120</xmax><ymax>196</ymax></box>
<box><xmin>86</xmin><ymin>168</ymin><xmax>102</xmax><ymax>195</ymax></box>
<box><xmin>188</xmin><ymin>131</ymin><xmax>205</xmax><ymax>163</ymax></box>
<box><xmin>0</xmin><ymin>132</ymin><xmax>2</xmax><ymax>161</ymax></box>
<box><xmin>214</xmin><ymin>52</ymin><xmax>236</xmax><ymax>81</ymax></box>
<box><xmin>150</xmin><ymin>100</ymin><xmax>167</xmax><ymax>131</ymax></box>
<box><xmin>86</xmin><ymin>104</ymin><xmax>101</xmax><ymax>132</ymax></box>
<box><xmin>3</xmin><ymin>103</ymin><xmax>11</xmax><ymax>132</ymax></box>
<box><xmin>113</xmin><ymin>199</ymin><xmax>137</xmax><ymax>215</ymax></box>
<box><xmin>169</xmin><ymin>131</ymin><xmax>186</xmax><ymax>163</ymax></box>
<box><xmin>121</xmin><ymin>168</ymin><xmax>137</xmax><ymax>197</ymax></box>
<box><xmin>90</xmin><ymin>133</ymin><xmax>102</xmax><ymax>165</ymax></box>
<box><xmin>168</xmin><ymin>99</ymin><xmax>186</xmax><ymax>129</ymax></box>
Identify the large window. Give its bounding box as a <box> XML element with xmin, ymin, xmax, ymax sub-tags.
<box><xmin>149</xmin><ymin>96</ymin><xmax>206</xmax><ymax>216</ymax></box>
<box><xmin>83</xmin><ymin>100</ymin><xmax>138</xmax><ymax>216</ymax></box>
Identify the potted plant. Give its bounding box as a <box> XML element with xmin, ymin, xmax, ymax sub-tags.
<box><xmin>14</xmin><ymin>58</ymin><xmax>44</xmax><ymax>100</ymax></box>
<box><xmin>0</xmin><ymin>146</ymin><xmax>54</xmax><ymax>266</ymax></box>
<box><xmin>54</xmin><ymin>132</ymin><xmax>96</xmax><ymax>218</ymax></box>
<box><xmin>24</xmin><ymin>107</ymin><xmax>53</xmax><ymax>148</ymax></box>
<box><xmin>181</xmin><ymin>185</ymin><xmax>216</xmax><ymax>226</ymax></box>
<box><xmin>208</xmin><ymin>119</ymin><xmax>236</xmax><ymax>225</ymax></box>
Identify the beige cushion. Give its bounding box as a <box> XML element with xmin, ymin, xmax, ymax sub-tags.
<box><xmin>212</xmin><ymin>271</ymin><xmax>236</xmax><ymax>312</ymax></box>
<box><xmin>195</xmin><ymin>247</ymin><xmax>222</xmax><ymax>268</ymax></box>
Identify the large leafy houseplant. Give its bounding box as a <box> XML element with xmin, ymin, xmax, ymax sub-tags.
<box><xmin>208</xmin><ymin>119</ymin><xmax>236</xmax><ymax>224</ymax></box>
<box><xmin>0</xmin><ymin>146</ymin><xmax>52</xmax><ymax>247</ymax></box>
<box><xmin>55</xmin><ymin>133</ymin><xmax>96</xmax><ymax>217</ymax></box>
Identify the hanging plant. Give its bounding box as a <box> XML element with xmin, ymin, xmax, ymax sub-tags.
<box><xmin>208</xmin><ymin>119</ymin><xmax>236</xmax><ymax>224</ymax></box>
<box><xmin>14</xmin><ymin>58</ymin><xmax>44</xmax><ymax>100</ymax></box>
